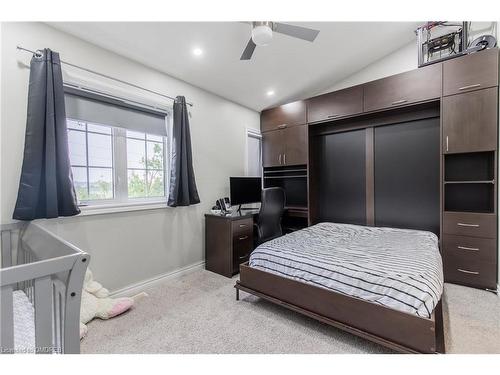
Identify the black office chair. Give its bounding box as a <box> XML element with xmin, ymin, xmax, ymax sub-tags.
<box><xmin>254</xmin><ymin>187</ymin><xmax>286</xmax><ymax>246</ymax></box>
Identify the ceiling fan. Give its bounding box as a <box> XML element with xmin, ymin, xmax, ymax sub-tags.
<box><xmin>240</xmin><ymin>22</ymin><xmax>320</xmax><ymax>60</ymax></box>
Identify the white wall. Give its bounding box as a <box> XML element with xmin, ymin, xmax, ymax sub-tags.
<box><xmin>0</xmin><ymin>22</ymin><xmax>260</xmax><ymax>292</ymax></box>
<box><xmin>325</xmin><ymin>42</ymin><xmax>418</xmax><ymax>92</ymax></box>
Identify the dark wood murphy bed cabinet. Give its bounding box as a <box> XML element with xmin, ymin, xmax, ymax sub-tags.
<box><xmin>260</xmin><ymin>48</ymin><xmax>499</xmax><ymax>292</ymax></box>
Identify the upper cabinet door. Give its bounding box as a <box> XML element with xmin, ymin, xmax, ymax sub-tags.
<box><xmin>363</xmin><ymin>63</ymin><xmax>442</xmax><ymax>112</ymax></box>
<box><xmin>307</xmin><ymin>86</ymin><xmax>363</xmax><ymax>124</ymax></box>
<box><xmin>262</xmin><ymin>129</ymin><xmax>284</xmax><ymax>167</ymax></box>
<box><xmin>443</xmin><ymin>48</ymin><xmax>499</xmax><ymax>96</ymax></box>
<box><xmin>443</xmin><ymin>87</ymin><xmax>498</xmax><ymax>154</ymax></box>
<box><xmin>284</xmin><ymin>125</ymin><xmax>308</xmax><ymax>166</ymax></box>
<box><xmin>261</xmin><ymin>100</ymin><xmax>306</xmax><ymax>132</ymax></box>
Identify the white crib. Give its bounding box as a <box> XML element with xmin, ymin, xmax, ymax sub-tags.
<box><xmin>0</xmin><ymin>222</ymin><xmax>89</xmax><ymax>354</ymax></box>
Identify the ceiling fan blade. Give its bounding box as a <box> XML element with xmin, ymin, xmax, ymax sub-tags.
<box><xmin>240</xmin><ymin>38</ymin><xmax>256</xmax><ymax>60</ymax></box>
<box><xmin>273</xmin><ymin>23</ymin><xmax>320</xmax><ymax>42</ymax></box>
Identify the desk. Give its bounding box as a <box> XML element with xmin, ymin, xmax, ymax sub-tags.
<box><xmin>204</xmin><ymin>208</ymin><xmax>308</xmax><ymax>277</ymax></box>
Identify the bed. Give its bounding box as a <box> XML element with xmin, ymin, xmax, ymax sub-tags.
<box><xmin>1</xmin><ymin>222</ymin><xmax>89</xmax><ymax>354</ymax></box>
<box><xmin>235</xmin><ymin>222</ymin><xmax>445</xmax><ymax>353</ymax></box>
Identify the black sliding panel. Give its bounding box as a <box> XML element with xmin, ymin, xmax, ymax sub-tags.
<box><xmin>317</xmin><ymin>129</ymin><xmax>366</xmax><ymax>225</ymax></box>
<box><xmin>374</xmin><ymin>118</ymin><xmax>440</xmax><ymax>234</ymax></box>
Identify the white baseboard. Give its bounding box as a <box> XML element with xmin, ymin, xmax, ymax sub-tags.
<box><xmin>110</xmin><ymin>260</ymin><xmax>205</xmax><ymax>298</ymax></box>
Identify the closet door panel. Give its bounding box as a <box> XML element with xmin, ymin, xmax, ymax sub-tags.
<box><xmin>442</xmin><ymin>87</ymin><xmax>498</xmax><ymax>153</ymax></box>
<box><xmin>374</xmin><ymin>118</ymin><xmax>440</xmax><ymax>234</ymax></box>
<box><xmin>317</xmin><ymin>129</ymin><xmax>366</xmax><ymax>225</ymax></box>
<box><xmin>284</xmin><ymin>125</ymin><xmax>307</xmax><ymax>166</ymax></box>
<box><xmin>262</xmin><ymin>129</ymin><xmax>284</xmax><ymax>167</ymax></box>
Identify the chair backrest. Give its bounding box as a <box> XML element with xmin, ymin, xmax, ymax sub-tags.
<box><xmin>256</xmin><ymin>187</ymin><xmax>286</xmax><ymax>244</ymax></box>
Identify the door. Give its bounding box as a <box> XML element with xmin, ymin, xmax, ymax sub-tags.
<box><xmin>443</xmin><ymin>47</ymin><xmax>498</xmax><ymax>96</ymax></box>
<box><xmin>364</xmin><ymin>63</ymin><xmax>442</xmax><ymax>112</ymax></box>
<box><xmin>284</xmin><ymin>125</ymin><xmax>307</xmax><ymax>166</ymax></box>
<box><xmin>316</xmin><ymin>129</ymin><xmax>367</xmax><ymax>225</ymax></box>
<box><xmin>307</xmin><ymin>85</ymin><xmax>363</xmax><ymax>123</ymax></box>
<box><xmin>262</xmin><ymin>129</ymin><xmax>284</xmax><ymax>167</ymax></box>
<box><xmin>261</xmin><ymin>100</ymin><xmax>306</xmax><ymax>132</ymax></box>
<box><xmin>443</xmin><ymin>88</ymin><xmax>498</xmax><ymax>153</ymax></box>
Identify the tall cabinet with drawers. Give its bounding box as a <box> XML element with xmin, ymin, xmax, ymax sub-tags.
<box><xmin>259</xmin><ymin>48</ymin><xmax>499</xmax><ymax>292</ymax></box>
<box><xmin>441</xmin><ymin>49</ymin><xmax>499</xmax><ymax>290</ymax></box>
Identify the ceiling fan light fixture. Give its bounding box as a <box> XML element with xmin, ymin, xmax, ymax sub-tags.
<box><xmin>252</xmin><ymin>24</ymin><xmax>273</xmax><ymax>46</ymax></box>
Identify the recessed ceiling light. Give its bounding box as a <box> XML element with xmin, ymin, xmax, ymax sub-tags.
<box><xmin>266</xmin><ymin>90</ymin><xmax>275</xmax><ymax>96</ymax></box>
<box><xmin>192</xmin><ymin>47</ymin><xmax>203</xmax><ymax>56</ymax></box>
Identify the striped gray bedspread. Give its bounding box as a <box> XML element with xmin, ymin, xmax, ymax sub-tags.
<box><xmin>249</xmin><ymin>222</ymin><xmax>443</xmax><ymax>318</ymax></box>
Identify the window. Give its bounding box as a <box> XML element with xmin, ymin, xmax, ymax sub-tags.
<box><xmin>246</xmin><ymin>129</ymin><xmax>262</xmax><ymax>176</ymax></box>
<box><xmin>126</xmin><ymin>131</ymin><xmax>165</xmax><ymax>198</ymax></box>
<box><xmin>68</xmin><ymin>120</ymin><xmax>114</xmax><ymax>201</ymax></box>
<box><xmin>65</xmin><ymin>89</ymin><xmax>169</xmax><ymax>208</ymax></box>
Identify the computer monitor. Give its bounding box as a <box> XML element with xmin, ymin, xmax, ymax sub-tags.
<box><xmin>230</xmin><ymin>177</ymin><xmax>262</xmax><ymax>207</ymax></box>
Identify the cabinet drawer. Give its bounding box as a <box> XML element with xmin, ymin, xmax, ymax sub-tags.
<box><xmin>443</xmin><ymin>212</ymin><xmax>497</xmax><ymax>238</ymax></box>
<box><xmin>232</xmin><ymin>234</ymin><xmax>253</xmax><ymax>273</ymax></box>
<box><xmin>443</xmin><ymin>48</ymin><xmax>499</xmax><ymax>96</ymax></box>
<box><xmin>261</xmin><ymin>100</ymin><xmax>306</xmax><ymax>132</ymax></box>
<box><xmin>443</xmin><ymin>234</ymin><xmax>496</xmax><ymax>264</ymax></box>
<box><xmin>443</xmin><ymin>247</ymin><xmax>497</xmax><ymax>290</ymax></box>
<box><xmin>307</xmin><ymin>86</ymin><xmax>363</xmax><ymax>123</ymax></box>
<box><xmin>442</xmin><ymin>88</ymin><xmax>498</xmax><ymax>153</ymax></box>
<box><xmin>232</xmin><ymin>218</ymin><xmax>253</xmax><ymax>238</ymax></box>
<box><xmin>363</xmin><ymin>63</ymin><xmax>442</xmax><ymax>112</ymax></box>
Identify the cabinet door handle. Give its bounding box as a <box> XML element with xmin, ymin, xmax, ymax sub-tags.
<box><xmin>278</xmin><ymin>154</ymin><xmax>282</xmax><ymax>165</ymax></box>
<box><xmin>457</xmin><ymin>245</ymin><xmax>479</xmax><ymax>252</ymax></box>
<box><xmin>283</xmin><ymin>154</ymin><xmax>286</xmax><ymax>165</ymax></box>
<box><xmin>457</xmin><ymin>268</ymin><xmax>479</xmax><ymax>275</ymax></box>
<box><xmin>391</xmin><ymin>99</ymin><xmax>407</xmax><ymax>105</ymax></box>
<box><xmin>458</xmin><ymin>84</ymin><xmax>481</xmax><ymax>91</ymax></box>
<box><xmin>277</xmin><ymin>124</ymin><xmax>287</xmax><ymax>129</ymax></box>
<box><xmin>238</xmin><ymin>224</ymin><xmax>247</xmax><ymax>228</ymax></box>
<box><xmin>457</xmin><ymin>223</ymin><xmax>480</xmax><ymax>228</ymax></box>
<box><xmin>238</xmin><ymin>235</ymin><xmax>249</xmax><ymax>240</ymax></box>
<box><xmin>327</xmin><ymin>114</ymin><xmax>340</xmax><ymax>119</ymax></box>
<box><xmin>446</xmin><ymin>136</ymin><xmax>449</xmax><ymax>152</ymax></box>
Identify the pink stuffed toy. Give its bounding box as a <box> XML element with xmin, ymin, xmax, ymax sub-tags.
<box><xmin>80</xmin><ymin>269</ymin><xmax>135</xmax><ymax>339</ymax></box>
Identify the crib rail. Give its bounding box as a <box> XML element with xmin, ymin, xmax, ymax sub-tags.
<box><xmin>0</xmin><ymin>222</ymin><xmax>89</xmax><ymax>354</ymax></box>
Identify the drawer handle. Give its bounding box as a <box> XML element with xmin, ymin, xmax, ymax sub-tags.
<box><xmin>327</xmin><ymin>114</ymin><xmax>340</xmax><ymax>119</ymax></box>
<box><xmin>457</xmin><ymin>223</ymin><xmax>479</xmax><ymax>228</ymax></box>
<box><xmin>239</xmin><ymin>253</ymin><xmax>250</xmax><ymax>260</ymax></box>
<box><xmin>238</xmin><ymin>235</ymin><xmax>249</xmax><ymax>240</ymax></box>
<box><xmin>391</xmin><ymin>99</ymin><xmax>407</xmax><ymax>105</ymax></box>
<box><xmin>277</xmin><ymin>124</ymin><xmax>287</xmax><ymax>129</ymax></box>
<box><xmin>457</xmin><ymin>245</ymin><xmax>479</xmax><ymax>252</ymax></box>
<box><xmin>457</xmin><ymin>268</ymin><xmax>479</xmax><ymax>275</ymax></box>
<box><xmin>458</xmin><ymin>84</ymin><xmax>481</xmax><ymax>91</ymax></box>
<box><xmin>238</xmin><ymin>224</ymin><xmax>247</xmax><ymax>228</ymax></box>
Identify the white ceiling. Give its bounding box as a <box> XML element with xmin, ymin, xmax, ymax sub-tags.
<box><xmin>48</xmin><ymin>22</ymin><xmax>420</xmax><ymax>112</ymax></box>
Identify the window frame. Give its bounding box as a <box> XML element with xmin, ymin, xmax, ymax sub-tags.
<box><xmin>67</xmin><ymin>117</ymin><xmax>170</xmax><ymax>211</ymax></box>
<box><xmin>245</xmin><ymin>128</ymin><xmax>262</xmax><ymax>177</ymax></box>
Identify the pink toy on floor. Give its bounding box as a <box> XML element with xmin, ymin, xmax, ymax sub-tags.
<box><xmin>79</xmin><ymin>269</ymin><xmax>135</xmax><ymax>339</ymax></box>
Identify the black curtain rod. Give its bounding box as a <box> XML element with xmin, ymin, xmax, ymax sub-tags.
<box><xmin>16</xmin><ymin>46</ymin><xmax>194</xmax><ymax>107</ymax></box>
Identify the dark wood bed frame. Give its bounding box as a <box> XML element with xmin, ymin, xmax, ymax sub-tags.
<box><xmin>235</xmin><ymin>262</ymin><xmax>445</xmax><ymax>354</ymax></box>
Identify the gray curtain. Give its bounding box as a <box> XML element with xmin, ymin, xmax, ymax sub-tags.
<box><xmin>13</xmin><ymin>48</ymin><xmax>80</xmax><ymax>220</ymax></box>
<box><xmin>167</xmin><ymin>96</ymin><xmax>200</xmax><ymax>207</ymax></box>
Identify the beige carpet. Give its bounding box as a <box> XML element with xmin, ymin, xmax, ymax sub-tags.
<box><xmin>81</xmin><ymin>269</ymin><xmax>500</xmax><ymax>354</ymax></box>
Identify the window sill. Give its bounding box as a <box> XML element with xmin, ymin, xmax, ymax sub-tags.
<box><xmin>78</xmin><ymin>200</ymin><xmax>168</xmax><ymax>216</ymax></box>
